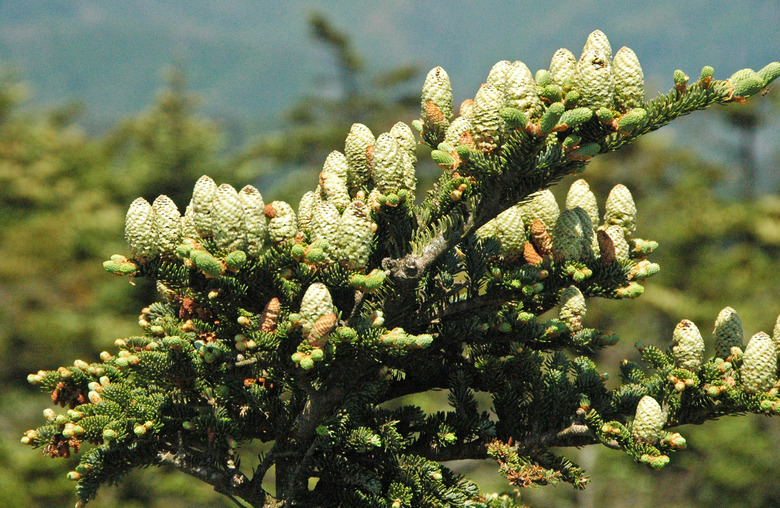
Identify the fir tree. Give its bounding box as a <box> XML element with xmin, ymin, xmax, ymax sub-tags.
<box><xmin>22</xmin><ymin>31</ymin><xmax>780</xmax><ymax>507</ymax></box>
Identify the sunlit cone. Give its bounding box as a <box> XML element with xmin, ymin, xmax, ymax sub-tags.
<box><xmin>521</xmin><ymin>190</ymin><xmax>560</xmax><ymax>233</ymax></box>
<box><xmin>713</xmin><ymin>307</ymin><xmax>744</xmax><ymax>359</ymax></box>
<box><xmin>582</xmin><ymin>29</ymin><xmax>613</xmax><ymax>62</ymax></box>
<box><xmin>265</xmin><ymin>201</ymin><xmax>298</xmax><ymax>244</ymax></box>
<box><xmin>559</xmin><ymin>286</ymin><xmax>586</xmax><ymax>331</ymax></box>
<box><xmin>151</xmin><ymin>195</ymin><xmax>181</xmax><ymax>255</ymax></box>
<box><xmin>444</xmin><ymin>116</ymin><xmax>473</xmax><ymax>149</ymax></box>
<box><xmin>260</xmin><ymin>297</ymin><xmax>281</xmax><ymax>333</ymax></box>
<box><xmin>421</xmin><ymin>66</ymin><xmax>453</xmax><ymax>121</ymax></box>
<box><xmin>308</xmin><ymin>313</ymin><xmax>338</xmax><ymax>348</ymax></box>
<box><xmin>530</xmin><ymin>219</ymin><xmax>553</xmax><ymax>256</ymax></box>
<box><xmin>239</xmin><ymin>185</ymin><xmax>266</xmax><ymax>258</ymax></box>
<box><xmin>741</xmin><ymin>332</ymin><xmax>777</xmax><ymax>394</ymax></box>
<box><xmin>471</xmin><ymin>83</ymin><xmax>505</xmax><ymax>152</ymax></box>
<box><xmin>672</xmin><ymin>319</ymin><xmax>705</xmax><ymax>372</ymax></box>
<box><xmin>600</xmin><ymin>225</ymin><xmax>630</xmax><ymax>260</ymax></box>
<box><xmin>311</xmin><ymin>201</ymin><xmax>341</xmax><ymax>258</ymax></box>
<box><xmin>632</xmin><ymin>395</ymin><xmax>665</xmax><ymax>444</ymax></box>
<box><xmin>566</xmin><ymin>179</ymin><xmax>599</xmax><ymax>226</ymax></box>
<box><xmin>300</xmin><ymin>282</ymin><xmax>335</xmax><ymax>335</ymax></box>
<box><xmin>344</xmin><ymin>123</ymin><xmax>375</xmax><ymax>188</ymax></box>
<box><xmin>371</xmin><ymin>132</ymin><xmax>405</xmax><ymax>195</ymax></box>
<box><xmin>613</xmin><ymin>46</ymin><xmax>645</xmax><ymax>111</ymax></box>
<box><xmin>576</xmin><ymin>49</ymin><xmax>614</xmax><ymax>109</ymax></box>
<box><xmin>297</xmin><ymin>191</ymin><xmax>319</xmax><ymax>234</ymax></box>
<box><xmin>319</xmin><ymin>171</ymin><xmax>351</xmax><ymax>212</ymax></box>
<box><xmin>774</xmin><ymin>314</ymin><xmax>780</xmax><ymax>357</ymax></box>
<box><xmin>603</xmin><ymin>184</ymin><xmax>637</xmax><ymax>235</ymax></box>
<box><xmin>190</xmin><ymin>175</ymin><xmax>217</xmax><ymax>237</ymax></box>
<box><xmin>125</xmin><ymin>197</ymin><xmax>158</xmax><ymax>259</ymax></box>
<box><xmin>486</xmin><ymin>60</ymin><xmax>512</xmax><ymax>92</ymax></box>
<box><xmin>212</xmin><ymin>184</ymin><xmax>245</xmax><ymax>252</ymax></box>
<box><xmin>552</xmin><ymin>209</ymin><xmax>588</xmax><ymax>261</ymax></box>
<box><xmin>323</xmin><ymin>150</ymin><xmax>349</xmax><ymax>180</ymax></box>
<box><xmin>492</xmin><ymin>204</ymin><xmax>527</xmax><ymax>259</ymax></box>
<box><xmin>505</xmin><ymin>61</ymin><xmax>544</xmax><ymax>118</ymax></box>
<box><xmin>337</xmin><ymin>200</ymin><xmax>374</xmax><ymax>269</ymax></box>
<box><xmin>550</xmin><ymin>48</ymin><xmax>577</xmax><ymax>87</ymax></box>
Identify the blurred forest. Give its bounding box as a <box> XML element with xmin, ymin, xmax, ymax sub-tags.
<box><xmin>2</xmin><ymin>13</ymin><xmax>779</xmax><ymax>508</ymax></box>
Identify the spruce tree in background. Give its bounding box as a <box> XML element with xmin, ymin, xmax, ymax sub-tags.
<box><xmin>20</xmin><ymin>28</ymin><xmax>780</xmax><ymax>507</ymax></box>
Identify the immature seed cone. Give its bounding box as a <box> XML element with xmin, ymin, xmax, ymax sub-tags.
<box><xmin>632</xmin><ymin>395</ymin><xmax>665</xmax><ymax>444</ymax></box>
<box><xmin>549</xmin><ymin>48</ymin><xmax>577</xmax><ymax>86</ymax></box>
<box><xmin>239</xmin><ymin>185</ymin><xmax>266</xmax><ymax>257</ymax></box>
<box><xmin>300</xmin><ymin>283</ymin><xmax>335</xmax><ymax>335</ymax></box>
<box><xmin>741</xmin><ymin>332</ymin><xmax>777</xmax><ymax>394</ymax></box>
<box><xmin>337</xmin><ymin>200</ymin><xmax>374</xmax><ymax>269</ymax></box>
<box><xmin>151</xmin><ymin>195</ymin><xmax>181</xmax><ymax>255</ymax></box>
<box><xmin>310</xmin><ymin>201</ymin><xmax>341</xmax><ymax>256</ymax></box>
<box><xmin>530</xmin><ymin>219</ymin><xmax>553</xmax><ymax>256</ymax></box>
<box><xmin>212</xmin><ymin>184</ymin><xmax>245</xmax><ymax>252</ymax></box>
<box><xmin>559</xmin><ymin>286</ymin><xmax>586</xmax><ymax>332</ymax></box>
<box><xmin>566</xmin><ymin>179</ymin><xmax>599</xmax><ymax>226</ymax></box>
<box><xmin>344</xmin><ymin>123</ymin><xmax>375</xmax><ymax>188</ymax></box>
<box><xmin>125</xmin><ymin>197</ymin><xmax>158</xmax><ymax>259</ymax></box>
<box><xmin>491</xmin><ymin>205</ymin><xmax>527</xmax><ymax>260</ymax></box>
<box><xmin>322</xmin><ymin>150</ymin><xmax>349</xmax><ymax>180</ymax></box>
<box><xmin>713</xmin><ymin>307</ymin><xmax>744</xmax><ymax>359</ymax></box>
<box><xmin>471</xmin><ymin>83</ymin><xmax>505</xmax><ymax>152</ymax></box>
<box><xmin>265</xmin><ymin>201</ymin><xmax>298</xmax><ymax>243</ymax></box>
<box><xmin>319</xmin><ymin>171</ymin><xmax>351</xmax><ymax>212</ymax></box>
<box><xmin>371</xmin><ymin>132</ymin><xmax>404</xmax><ymax>195</ymax></box>
<box><xmin>297</xmin><ymin>191</ymin><xmax>319</xmax><ymax>233</ymax></box>
<box><xmin>260</xmin><ymin>297</ymin><xmax>281</xmax><ymax>332</ymax></box>
<box><xmin>582</xmin><ymin>29</ymin><xmax>613</xmax><ymax>62</ymax></box>
<box><xmin>505</xmin><ymin>61</ymin><xmax>544</xmax><ymax>118</ymax></box>
<box><xmin>612</xmin><ymin>46</ymin><xmax>645</xmax><ymax>111</ymax></box>
<box><xmin>189</xmin><ymin>175</ymin><xmax>217</xmax><ymax>237</ymax></box>
<box><xmin>599</xmin><ymin>225</ymin><xmax>630</xmax><ymax>261</ymax></box>
<box><xmin>521</xmin><ymin>190</ymin><xmax>560</xmax><ymax>233</ymax></box>
<box><xmin>444</xmin><ymin>116</ymin><xmax>473</xmax><ymax>149</ymax></box>
<box><xmin>672</xmin><ymin>319</ymin><xmax>705</xmax><ymax>372</ymax></box>
<box><xmin>421</xmin><ymin>66</ymin><xmax>453</xmax><ymax>122</ymax></box>
<box><xmin>576</xmin><ymin>49</ymin><xmax>614</xmax><ymax>109</ymax></box>
<box><xmin>552</xmin><ymin>209</ymin><xmax>589</xmax><ymax>261</ymax></box>
<box><xmin>603</xmin><ymin>184</ymin><xmax>637</xmax><ymax>235</ymax></box>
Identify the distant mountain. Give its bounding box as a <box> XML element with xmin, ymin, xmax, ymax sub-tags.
<box><xmin>0</xmin><ymin>0</ymin><xmax>777</xmax><ymax>127</ymax></box>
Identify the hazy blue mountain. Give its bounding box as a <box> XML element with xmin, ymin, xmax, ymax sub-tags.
<box><xmin>0</xmin><ymin>0</ymin><xmax>777</xmax><ymax>127</ymax></box>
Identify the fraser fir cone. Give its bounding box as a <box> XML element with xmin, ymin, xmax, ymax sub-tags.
<box><xmin>319</xmin><ymin>171</ymin><xmax>351</xmax><ymax>212</ymax></box>
<box><xmin>632</xmin><ymin>395</ymin><xmax>665</xmax><ymax>444</ymax></box>
<box><xmin>603</xmin><ymin>184</ymin><xmax>637</xmax><ymax>235</ymax></box>
<box><xmin>566</xmin><ymin>179</ymin><xmax>599</xmax><ymax>226</ymax></box>
<box><xmin>552</xmin><ymin>209</ymin><xmax>588</xmax><ymax>261</ymax></box>
<box><xmin>300</xmin><ymin>282</ymin><xmax>335</xmax><ymax>335</ymax></box>
<box><xmin>323</xmin><ymin>150</ymin><xmax>349</xmax><ymax>180</ymax></box>
<box><xmin>371</xmin><ymin>132</ymin><xmax>404</xmax><ymax>195</ymax></box>
<box><xmin>190</xmin><ymin>175</ymin><xmax>217</xmax><ymax>237</ymax></box>
<box><xmin>311</xmin><ymin>201</ymin><xmax>341</xmax><ymax>256</ymax></box>
<box><xmin>713</xmin><ymin>307</ymin><xmax>744</xmax><ymax>359</ymax></box>
<box><xmin>729</xmin><ymin>68</ymin><xmax>764</xmax><ymax>99</ymax></box>
<box><xmin>571</xmin><ymin>207</ymin><xmax>598</xmax><ymax>257</ymax></box>
<box><xmin>297</xmin><ymin>191</ymin><xmax>319</xmax><ymax>234</ymax></box>
<box><xmin>549</xmin><ymin>48</ymin><xmax>577</xmax><ymax>87</ymax></box>
<box><xmin>212</xmin><ymin>184</ymin><xmax>245</xmax><ymax>252</ymax></box>
<box><xmin>472</xmin><ymin>83</ymin><xmax>505</xmax><ymax>152</ymax></box>
<box><xmin>260</xmin><ymin>297</ymin><xmax>281</xmax><ymax>333</ymax></box>
<box><xmin>238</xmin><ymin>185</ymin><xmax>266</xmax><ymax>258</ymax></box>
<box><xmin>741</xmin><ymin>332</ymin><xmax>777</xmax><ymax>394</ymax></box>
<box><xmin>672</xmin><ymin>319</ymin><xmax>705</xmax><ymax>372</ymax></box>
<box><xmin>582</xmin><ymin>29</ymin><xmax>613</xmax><ymax>62</ymax></box>
<box><xmin>151</xmin><ymin>195</ymin><xmax>181</xmax><ymax>255</ymax></box>
<box><xmin>559</xmin><ymin>286</ymin><xmax>586</xmax><ymax>332</ymax></box>
<box><xmin>337</xmin><ymin>200</ymin><xmax>373</xmax><ymax>269</ymax></box>
<box><xmin>344</xmin><ymin>123</ymin><xmax>375</xmax><ymax>189</ymax></box>
<box><xmin>391</xmin><ymin>122</ymin><xmax>417</xmax><ymax>156</ymax></box>
<box><xmin>600</xmin><ymin>225</ymin><xmax>630</xmax><ymax>260</ymax></box>
<box><xmin>421</xmin><ymin>66</ymin><xmax>453</xmax><ymax>121</ymax></box>
<box><xmin>444</xmin><ymin>116</ymin><xmax>474</xmax><ymax>149</ymax></box>
<box><xmin>486</xmin><ymin>60</ymin><xmax>513</xmax><ymax>92</ymax></box>
<box><xmin>576</xmin><ymin>49</ymin><xmax>614</xmax><ymax>109</ymax></box>
<box><xmin>459</xmin><ymin>98</ymin><xmax>474</xmax><ymax>119</ymax></box>
<box><xmin>612</xmin><ymin>46</ymin><xmax>645</xmax><ymax>111</ymax></box>
<box><xmin>265</xmin><ymin>201</ymin><xmax>298</xmax><ymax>243</ymax></box>
<box><xmin>505</xmin><ymin>61</ymin><xmax>544</xmax><ymax>118</ymax></box>
<box><xmin>491</xmin><ymin>205</ymin><xmax>527</xmax><ymax>260</ymax></box>
<box><xmin>521</xmin><ymin>190</ymin><xmax>560</xmax><ymax>233</ymax></box>
<box><xmin>125</xmin><ymin>197</ymin><xmax>158</xmax><ymax>259</ymax></box>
